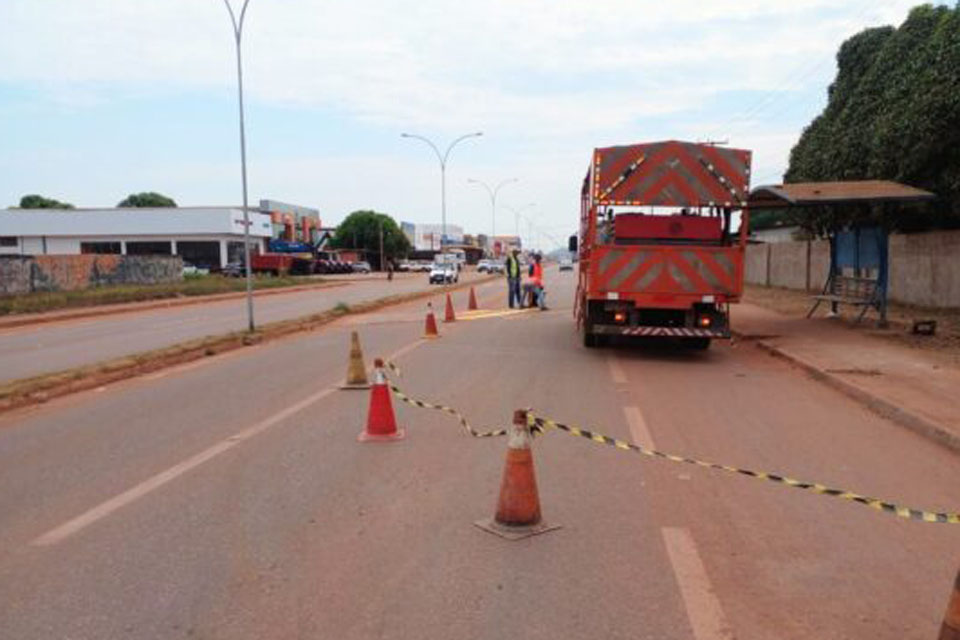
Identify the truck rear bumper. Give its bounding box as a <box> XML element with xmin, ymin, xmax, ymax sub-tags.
<box><xmin>592</xmin><ymin>325</ymin><xmax>729</xmax><ymax>339</ymax></box>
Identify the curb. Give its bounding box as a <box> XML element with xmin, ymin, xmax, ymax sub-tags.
<box><xmin>0</xmin><ymin>274</ymin><xmax>500</xmax><ymax>415</ymax></box>
<box><xmin>746</xmin><ymin>336</ymin><xmax>960</xmax><ymax>455</ymax></box>
<box><xmin>0</xmin><ymin>280</ymin><xmax>352</xmax><ymax>330</ymax></box>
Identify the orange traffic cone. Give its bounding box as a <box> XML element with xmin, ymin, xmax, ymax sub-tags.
<box><xmin>468</xmin><ymin>286</ymin><xmax>479</xmax><ymax>311</ymax></box>
<box><xmin>358</xmin><ymin>359</ymin><xmax>405</xmax><ymax>442</ymax></box>
<box><xmin>940</xmin><ymin>569</ymin><xmax>960</xmax><ymax>639</ymax></box>
<box><xmin>424</xmin><ymin>302</ymin><xmax>440</xmax><ymax>339</ymax></box>
<box><xmin>340</xmin><ymin>331</ymin><xmax>371</xmax><ymax>390</ymax></box>
<box><xmin>445</xmin><ymin>292</ymin><xmax>456</xmax><ymax>323</ymax></box>
<box><xmin>475</xmin><ymin>410</ymin><xmax>560</xmax><ymax>540</ymax></box>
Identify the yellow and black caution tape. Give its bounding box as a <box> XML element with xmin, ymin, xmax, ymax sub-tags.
<box><xmin>382</xmin><ymin>361</ymin><xmax>506</xmax><ymax>438</ymax></box>
<box><xmin>531</xmin><ymin>413</ymin><xmax>960</xmax><ymax>525</ymax></box>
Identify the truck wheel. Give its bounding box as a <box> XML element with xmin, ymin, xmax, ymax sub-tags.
<box><xmin>689</xmin><ymin>338</ymin><xmax>711</xmax><ymax>350</ymax></box>
<box><xmin>584</xmin><ymin>331</ymin><xmax>598</xmax><ymax>348</ymax></box>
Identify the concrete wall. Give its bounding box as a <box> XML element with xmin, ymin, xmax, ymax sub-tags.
<box><xmin>0</xmin><ymin>255</ymin><xmax>183</xmax><ymax>296</ymax></box>
<box><xmin>746</xmin><ymin>230</ymin><xmax>960</xmax><ymax>308</ymax></box>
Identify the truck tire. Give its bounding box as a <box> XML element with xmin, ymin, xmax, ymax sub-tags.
<box><xmin>584</xmin><ymin>330</ymin><xmax>598</xmax><ymax>348</ymax></box>
<box><xmin>689</xmin><ymin>337</ymin><xmax>711</xmax><ymax>350</ymax></box>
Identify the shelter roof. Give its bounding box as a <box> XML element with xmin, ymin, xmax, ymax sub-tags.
<box><xmin>748</xmin><ymin>181</ymin><xmax>935</xmax><ymax>208</ymax></box>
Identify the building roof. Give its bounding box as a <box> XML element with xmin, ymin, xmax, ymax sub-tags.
<box><xmin>0</xmin><ymin>208</ymin><xmax>273</xmax><ymax>238</ymax></box>
<box><xmin>748</xmin><ymin>180</ymin><xmax>935</xmax><ymax>208</ymax></box>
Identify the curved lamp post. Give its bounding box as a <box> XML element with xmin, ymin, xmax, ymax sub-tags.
<box><xmin>401</xmin><ymin>132</ymin><xmax>482</xmax><ymax>248</ymax></box>
<box><xmin>468</xmin><ymin>178</ymin><xmax>518</xmax><ymax>256</ymax></box>
<box><xmin>221</xmin><ymin>0</ymin><xmax>255</xmax><ymax>332</ymax></box>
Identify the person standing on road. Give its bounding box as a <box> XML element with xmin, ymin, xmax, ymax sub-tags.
<box><xmin>530</xmin><ymin>253</ymin><xmax>547</xmax><ymax>310</ymax></box>
<box><xmin>505</xmin><ymin>248</ymin><xmax>522</xmax><ymax>309</ymax></box>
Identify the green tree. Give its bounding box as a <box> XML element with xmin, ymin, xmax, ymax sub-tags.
<box><xmin>117</xmin><ymin>192</ymin><xmax>177</xmax><ymax>207</ymax></box>
<box><xmin>331</xmin><ymin>210</ymin><xmax>411</xmax><ymax>270</ymax></box>
<box><xmin>17</xmin><ymin>194</ymin><xmax>75</xmax><ymax>209</ymax></box>
<box><xmin>785</xmin><ymin>4</ymin><xmax>960</xmax><ymax>233</ymax></box>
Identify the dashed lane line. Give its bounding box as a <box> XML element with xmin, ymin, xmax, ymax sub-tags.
<box><xmin>31</xmin><ymin>339</ymin><xmax>426</xmax><ymax>547</ymax></box>
<box><xmin>662</xmin><ymin>527</ymin><xmax>733</xmax><ymax>640</ymax></box>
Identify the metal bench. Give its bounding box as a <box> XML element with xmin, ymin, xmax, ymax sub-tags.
<box><xmin>808</xmin><ymin>275</ymin><xmax>882</xmax><ymax>323</ymax></box>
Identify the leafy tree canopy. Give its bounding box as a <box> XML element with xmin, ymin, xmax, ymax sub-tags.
<box><xmin>17</xmin><ymin>194</ymin><xmax>75</xmax><ymax>209</ymax></box>
<box><xmin>117</xmin><ymin>192</ymin><xmax>177</xmax><ymax>208</ymax></box>
<box><xmin>330</xmin><ymin>210</ymin><xmax>411</xmax><ymax>269</ymax></box>
<box><xmin>782</xmin><ymin>3</ymin><xmax>960</xmax><ymax>234</ymax></box>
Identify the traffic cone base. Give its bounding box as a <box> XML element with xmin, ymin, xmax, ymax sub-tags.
<box><xmin>340</xmin><ymin>331</ymin><xmax>371</xmax><ymax>390</ymax></box>
<box><xmin>358</xmin><ymin>427</ymin><xmax>406</xmax><ymax>442</ymax></box>
<box><xmin>474</xmin><ymin>517</ymin><xmax>561</xmax><ymax>540</ymax></box>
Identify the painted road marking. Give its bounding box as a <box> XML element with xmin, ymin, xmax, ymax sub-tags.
<box><xmin>32</xmin><ymin>339</ymin><xmax>426</xmax><ymax>547</ymax></box>
<box><xmin>607</xmin><ymin>354</ymin><xmax>628</xmax><ymax>384</ymax></box>
<box><xmin>661</xmin><ymin>527</ymin><xmax>733</xmax><ymax>640</ymax></box>
<box><xmin>624</xmin><ymin>406</ymin><xmax>656</xmax><ymax>449</ymax></box>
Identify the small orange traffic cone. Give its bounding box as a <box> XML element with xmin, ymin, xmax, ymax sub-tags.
<box><xmin>445</xmin><ymin>292</ymin><xmax>456</xmax><ymax>323</ymax></box>
<box><xmin>475</xmin><ymin>410</ymin><xmax>560</xmax><ymax>540</ymax></box>
<box><xmin>939</xmin><ymin>569</ymin><xmax>960</xmax><ymax>639</ymax></box>
<box><xmin>424</xmin><ymin>302</ymin><xmax>440</xmax><ymax>338</ymax></box>
<box><xmin>340</xmin><ymin>331</ymin><xmax>371</xmax><ymax>390</ymax></box>
<box><xmin>358</xmin><ymin>359</ymin><xmax>405</xmax><ymax>442</ymax></box>
<box><xmin>468</xmin><ymin>286</ymin><xmax>479</xmax><ymax>311</ymax></box>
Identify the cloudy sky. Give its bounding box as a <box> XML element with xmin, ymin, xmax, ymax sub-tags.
<box><xmin>0</xmin><ymin>0</ymin><xmax>919</xmax><ymax>249</ymax></box>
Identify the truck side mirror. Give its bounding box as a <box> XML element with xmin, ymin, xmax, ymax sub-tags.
<box><xmin>568</xmin><ymin>235</ymin><xmax>578</xmax><ymax>253</ymax></box>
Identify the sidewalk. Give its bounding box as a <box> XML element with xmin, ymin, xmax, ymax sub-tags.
<box><xmin>732</xmin><ymin>303</ymin><xmax>960</xmax><ymax>453</ymax></box>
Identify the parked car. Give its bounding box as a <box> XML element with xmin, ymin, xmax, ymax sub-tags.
<box><xmin>352</xmin><ymin>261</ymin><xmax>372</xmax><ymax>273</ymax></box>
<box><xmin>559</xmin><ymin>257</ymin><xmax>574</xmax><ymax>271</ymax></box>
<box><xmin>477</xmin><ymin>259</ymin><xmax>492</xmax><ymax>273</ymax></box>
<box><xmin>182</xmin><ymin>263</ymin><xmax>210</xmax><ymax>277</ymax></box>
<box><xmin>413</xmin><ymin>261</ymin><xmax>432</xmax><ymax>273</ymax></box>
<box><xmin>221</xmin><ymin>261</ymin><xmax>244</xmax><ymax>277</ymax></box>
<box><xmin>429</xmin><ymin>263</ymin><xmax>458</xmax><ymax>285</ymax></box>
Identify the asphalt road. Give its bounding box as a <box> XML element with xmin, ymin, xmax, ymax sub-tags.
<box><xmin>0</xmin><ymin>271</ymin><xmax>488</xmax><ymax>384</ymax></box>
<box><xmin>0</xmin><ymin>269</ymin><xmax>957</xmax><ymax>639</ymax></box>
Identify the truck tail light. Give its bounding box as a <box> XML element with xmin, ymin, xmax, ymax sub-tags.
<box><xmin>699</xmin><ymin>316</ymin><xmax>713</xmax><ymax>328</ymax></box>
<box><xmin>614</xmin><ymin>311</ymin><xmax>627</xmax><ymax>324</ymax></box>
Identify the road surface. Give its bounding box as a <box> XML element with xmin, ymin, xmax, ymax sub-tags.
<box><xmin>0</xmin><ymin>271</ymin><xmax>488</xmax><ymax>384</ymax></box>
<box><xmin>0</xmin><ymin>269</ymin><xmax>956</xmax><ymax>639</ymax></box>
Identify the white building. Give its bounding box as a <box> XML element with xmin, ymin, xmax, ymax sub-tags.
<box><xmin>401</xmin><ymin>222</ymin><xmax>464</xmax><ymax>251</ymax></box>
<box><xmin>0</xmin><ymin>208</ymin><xmax>273</xmax><ymax>269</ymax></box>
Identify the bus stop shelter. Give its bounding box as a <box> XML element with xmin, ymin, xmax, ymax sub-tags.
<box><xmin>747</xmin><ymin>180</ymin><xmax>935</xmax><ymax>326</ymax></box>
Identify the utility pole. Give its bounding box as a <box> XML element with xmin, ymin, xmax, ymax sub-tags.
<box><xmin>379</xmin><ymin>219</ymin><xmax>385</xmax><ymax>272</ymax></box>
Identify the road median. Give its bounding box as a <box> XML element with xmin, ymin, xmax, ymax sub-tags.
<box><xmin>0</xmin><ymin>275</ymin><xmax>498</xmax><ymax>415</ymax></box>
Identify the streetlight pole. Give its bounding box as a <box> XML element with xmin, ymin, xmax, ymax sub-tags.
<box><xmin>222</xmin><ymin>0</ymin><xmax>255</xmax><ymax>333</ymax></box>
<box><xmin>468</xmin><ymin>178</ymin><xmax>518</xmax><ymax>256</ymax></box>
<box><xmin>401</xmin><ymin>132</ymin><xmax>482</xmax><ymax>249</ymax></box>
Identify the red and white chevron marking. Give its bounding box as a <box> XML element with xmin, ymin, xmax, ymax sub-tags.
<box><xmin>601</xmin><ymin>326</ymin><xmax>724</xmax><ymax>338</ymax></box>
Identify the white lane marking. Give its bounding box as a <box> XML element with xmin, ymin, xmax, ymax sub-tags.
<box><xmin>606</xmin><ymin>354</ymin><xmax>628</xmax><ymax>384</ymax></box>
<box><xmin>623</xmin><ymin>406</ymin><xmax>656</xmax><ymax>449</ymax></box>
<box><xmin>661</xmin><ymin>527</ymin><xmax>733</xmax><ymax>640</ymax></box>
<box><xmin>31</xmin><ymin>387</ymin><xmax>337</xmax><ymax>547</ymax></box>
<box><xmin>33</xmin><ymin>339</ymin><xmax>426</xmax><ymax>547</ymax></box>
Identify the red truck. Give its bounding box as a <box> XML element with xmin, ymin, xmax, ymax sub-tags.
<box><xmin>573</xmin><ymin>140</ymin><xmax>752</xmax><ymax>349</ymax></box>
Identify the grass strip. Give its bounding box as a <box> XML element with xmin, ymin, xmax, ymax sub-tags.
<box><xmin>0</xmin><ymin>274</ymin><xmax>319</xmax><ymax>316</ymax></box>
<box><xmin>0</xmin><ymin>275</ymin><xmax>498</xmax><ymax>414</ymax></box>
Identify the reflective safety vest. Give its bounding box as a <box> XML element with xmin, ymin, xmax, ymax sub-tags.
<box><xmin>506</xmin><ymin>255</ymin><xmax>520</xmax><ymax>278</ymax></box>
<box><xmin>531</xmin><ymin>262</ymin><xmax>543</xmax><ymax>287</ymax></box>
